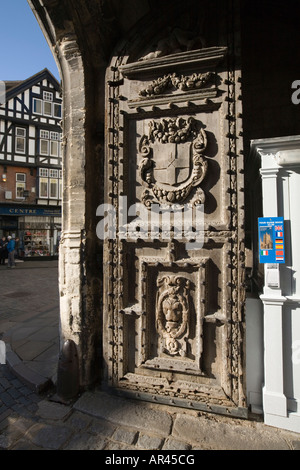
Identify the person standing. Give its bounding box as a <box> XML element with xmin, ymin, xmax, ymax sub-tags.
<box><xmin>7</xmin><ymin>236</ymin><xmax>16</xmax><ymax>268</ymax></box>
<box><xmin>0</xmin><ymin>236</ymin><xmax>8</xmax><ymax>265</ymax></box>
<box><xmin>14</xmin><ymin>237</ymin><xmax>20</xmax><ymax>259</ymax></box>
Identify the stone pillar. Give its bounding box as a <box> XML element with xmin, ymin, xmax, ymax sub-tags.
<box><xmin>27</xmin><ymin>1</ymin><xmax>97</xmax><ymax>387</ymax></box>
<box><xmin>57</xmin><ymin>34</ymin><xmax>89</xmax><ymax>387</ymax></box>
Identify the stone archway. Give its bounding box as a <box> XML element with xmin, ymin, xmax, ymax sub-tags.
<box><xmin>28</xmin><ymin>0</ymin><xmax>99</xmax><ymax>388</ymax></box>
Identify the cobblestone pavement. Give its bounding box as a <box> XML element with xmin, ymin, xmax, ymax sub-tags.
<box><xmin>1</xmin><ymin>260</ymin><xmax>300</xmax><ymax>451</ymax></box>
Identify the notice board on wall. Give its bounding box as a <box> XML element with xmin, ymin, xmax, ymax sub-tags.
<box><xmin>258</xmin><ymin>217</ymin><xmax>285</xmax><ymax>264</ymax></box>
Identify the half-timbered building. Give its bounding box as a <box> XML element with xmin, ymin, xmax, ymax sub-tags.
<box><xmin>0</xmin><ymin>69</ymin><xmax>62</xmax><ymax>258</ymax></box>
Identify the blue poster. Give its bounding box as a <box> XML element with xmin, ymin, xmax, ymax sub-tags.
<box><xmin>258</xmin><ymin>217</ymin><xmax>285</xmax><ymax>264</ymax></box>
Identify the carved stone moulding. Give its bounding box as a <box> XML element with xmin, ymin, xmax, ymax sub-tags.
<box><xmin>134</xmin><ymin>257</ymin><xmax>208</xmax><ymax>375</ymax></box>
<box><xmin>119</xmin><ymin>47</ymin><xmax>227</xmax><ymax>108</ymax></box>
<box><xmin>120</xmin><ymin>47</ymin><xmax>227</xmax><ymax>78</ymax></box>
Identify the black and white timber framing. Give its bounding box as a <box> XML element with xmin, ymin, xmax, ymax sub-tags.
<box><xmin>0</xmin><ymin>69</ymin><xmax>62</xmax><ymax>169</ymax></box>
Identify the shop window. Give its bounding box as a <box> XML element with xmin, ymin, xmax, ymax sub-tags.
<box><xmin>23</xmin><ymin>229</ymin><xmax>50</xmax><ymax>257</ymax></box>
<box><xmin>16</xmin><ymin>173</ymin><xmax>26</xmax><ymax>199</ymax></box>
<box><xmin>15</xmin><ymin>127</ymin><xmax>26</xmax><ymax>154</ymax></box>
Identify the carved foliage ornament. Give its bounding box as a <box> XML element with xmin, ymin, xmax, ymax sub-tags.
<box><xmin>139</xmin><ymin>72</ymin><xmax>213</xmax><ymax>97</ymax></box>
<box><xmin>139</xmin><ymin>117</ymin><xmax>208</xmax><ymax>205</ymax></box>
<box><xmin>156</xmin><ymin>275</ymin><xmax>191</xmax><ymax>356</ymax></box>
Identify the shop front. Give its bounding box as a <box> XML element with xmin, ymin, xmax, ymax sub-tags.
<box><xmin>0</xmin><ymin>205</ymin><xmax>61</xmax><ymax>260</ymax></box>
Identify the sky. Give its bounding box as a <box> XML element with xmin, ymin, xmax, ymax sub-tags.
<box><xmin>0</xmin><ymin>0</ymin><xmax>60</xmax><ymax>82</ymax></box>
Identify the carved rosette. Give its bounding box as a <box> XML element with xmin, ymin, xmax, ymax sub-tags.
<box><xmin>156</xmin><ymin>275</ymin><xmax>191</xmax><ymax>356</ymax></box>
<box><xmin>139</xmin><ymin>117</ymin><xmax>208</xmax><ymax>206</ymax></box>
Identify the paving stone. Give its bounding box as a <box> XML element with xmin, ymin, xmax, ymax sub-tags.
<box><xmin>64</xmin><ymin>411</ymin><xmax>93</xmax><ymax>431</ymax></box>
<box><xmin>0</xmin><ymin>391</ymin><xmax>15</xmax><ymax>407</ymax></box>
<box><xmin>88</xmin><ymin>417</ymin><xmax>116</xmax><ymax>437</ymax></box>
<box><xmin>25</xmin><ymin>423</ymin><xmax>74</xmax><ymax>450</ymax></box>
<box><xmin>112</xmin><ymin>426</ymin><xmax>138</xmax><ymax>445</ymax></box>
<box><xmin>0</xmin><ymin>409</ymin><xmax>10</xmax><ymax>424</ymax></box>
<box><xmin>162</xmin><ymin>437</ymin><xmax>192</xmax><ymax>450</ymax></box>
<box><xmin>172</xmin><ymin>413</ymin><xmax>292</xmax><ymax>450</ymax></box>
<box><xmin>137</xmin><ymin>432</ymin><xmax>164</xmax><ymax>450</ymax></box>
<box><xmin>74</xmin><ymin>391</ymin><xmax>173</xmax><ymax>436</ymax></box>
<box><xmin>27</xmin><ymin>327</ymin><xmax>58</xmax><ymax>342</ymax></box>
<box><xmin>0</xmin><ymin>377</ymin><xmax>11</xmax><ymax>390</ymax></box>
<box><xmin>65</xmin><ymin>433</ymin><xmax>106</xmax><ymax>450</ymax></box>
<box><xmin>10</xmin><ymin>439</ymin><xmax>45</xmax><ymax>450</ymax></box>
<box><xmin>7</xmin><ymin>387</ymin><xmax>22</xmax><ymax>399</ymax></box>
<box><xmin>10</xmin><ymin>416</ymin><xmax>37</xmax><ymax>434</ymax></box>
<box><xmin>37</xmin><ymin>400</ymin><xmax>72</xmax><ymax>420</ymax></box>
<box><xmin>292</xmin><ymin>440</ymin><xmax>300</xmax><ymax>450</ymax></box>
<box><xmin>13</xmin><ymin>340</ymin><xmax>53</xmax><ymax>362</ymax></box>
<box><xmin>0</xmin><ymin>426</ymin><xmax>24</xmax><ymax>450</ymax></box>
<box><xmin>104</xmin><ymin>440</ymin><xmax>136</xmax><ymax>451</ymax></box>
<box><xmin>10</xmin><ymin>377</ymin><xmax>25</xmax><ymax>389</ymax></box>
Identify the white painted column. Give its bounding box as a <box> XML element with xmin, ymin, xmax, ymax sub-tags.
<box><xmin>252</xmin><ymin>136</ymin><xmax>300</xmax><ymax>433</ymax></box>
<box><xmin>259</xmin><ymin>153</ymin><xmax>287</xmax><ymax>420</ymax></box>
<box><xmin>262</xmin><ymin>297</ymin><xmax>287</xmax><ymax>417</ymax></box>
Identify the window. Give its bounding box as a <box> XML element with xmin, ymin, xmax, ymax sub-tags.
<box><xmin>16</xmin><ymin>173</ymin><xmax>26</xmax><ymax>199</ymax></box>
<box><xmin>50</xmin><ymin>132</ymin><xmax>59</xmax><ymax>140</ymax></box>
<box><xmin>49</xmin><ymin>179</ymin><xmax>58</xmax><ymax>198</ymax></box>
<box><xmin>41</xmin><ymin>140</ymin><xmax>49</xmax><ymax>155</ymax></box>
<box><xmin>50</xmin><ymin>141</ymin><xmax>58</xmax><ymax>156</ymax></box>
<box><xmin>53</xmin><ymin>103</ymin><xmax>62</xmax><ymax>118</ymax></box>
<box><xmin>43</xmin><ymin>101</ymin><xmax>52</xmax><ymax>116</ymax></box>
<box><xmin>15</xmin><ymin>127</ymin><xmax>26</xmax><ymax>154</ymax></box>
<box><xmin>33</xmin><ymin>94</ymin><xmax>61</xmax><ymax>118</ymax></box>
<box><xmin>33</xmin><ymin>98</ymin><xmax>42</xmax><ymax>114</ymax></box>
<box><xmin>39</xmin><ymin>130</ymin><xmax>61</xmax><ymax>157</ymax></box>
<box><xmin>39</xmin><ymin>177</ymin><xmax>48</xmax><ymax>198</ymax></box>
<box><xmin>59</xmin><ymin>178</ymin><xmax>62</xmax><ymax>200</ymax></box>
<box><xmin>41</xmin><ymin>130</ymin><xmax>49</xmax><ymax>139</ymax></box>
<box><xmin>39</xmin><ymin>168</ymin><xmax>48</xmax><ymax>177</ymax></box>
<box><xmin>43</xmin><ymin>91</ymin><xmax>53</xmax><ymax>101</ymax></box>
<box><xmin>16</xmin><ymin>173</ymin><xmax>26</xmax><ymax>182</ymax></box>
<box><xmin>49</xmin><ymin>169</ymin><xmax>58</xmax><ymax>178</ymax></box>
<box><xmin>38</xmin><ymin>167</ymin><xmax>61</xmax><ymax>200</ymax></box>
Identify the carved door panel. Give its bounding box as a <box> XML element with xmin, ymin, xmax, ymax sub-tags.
<box><xmin>103</xmin><ymin>46</ymin><xmax>246</xmax><ymax>417</ymax></box>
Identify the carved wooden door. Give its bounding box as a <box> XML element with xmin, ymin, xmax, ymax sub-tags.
<box><xmin>103</xmin><ymin>44</ymin><xmax>246</xmax><ymax>417</ymax></box>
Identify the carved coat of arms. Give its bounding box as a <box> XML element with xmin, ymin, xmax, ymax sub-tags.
<box><xmin>139</xmin><ymin>117</ymin><xmax>208</xmax><ymax>206</ymax></box>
